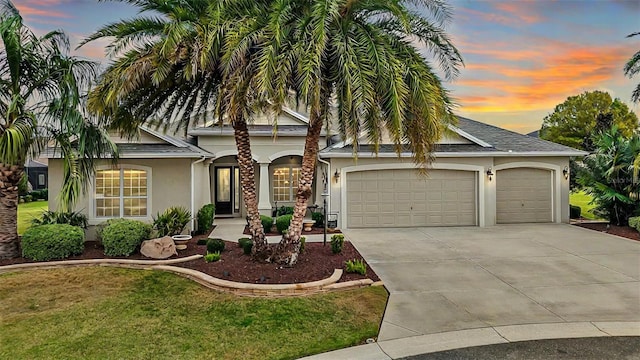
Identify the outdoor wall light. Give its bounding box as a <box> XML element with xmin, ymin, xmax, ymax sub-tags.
<box><xmin>486</xmin><ymin>167</ymin><xmax>494</xmax><ymax>181</ymax></box>
<box><xmin>334</xmin><ymin>169</ymin><xmax>340</xmax><ymax>183</ymax></box>
<box><xmin>563</xmin><ymin>166</ymin><xmax>569</xmax><ymax>180</ymax></box>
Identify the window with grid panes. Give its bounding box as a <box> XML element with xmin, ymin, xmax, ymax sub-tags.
<box><xmin>95</xmin><ymin>168</ymin><xmax>148</xmax><ymax>218</ymax></box>
<box><xmin>273</xmin><ymin>166</ymin><xmax>301</xmax><ymax>201</ymax></box>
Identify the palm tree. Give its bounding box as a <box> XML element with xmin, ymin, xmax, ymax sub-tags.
<box><xmin>625</xmin><ymin>32</ymin><xmax>640</xmax><ymax>103</ymax></box>
<box><xmin>255</xmin><ymin>0</ymin><xmax>463</xmax><ymax>265</ymax></box>
<box><xmin>83</xmin><ymin>0</ymin><xmax>271</xmax><ymax>256</ymax></box>
<box><xmin>0</xmin><ymin>0</ymin><xmax>117</xmax><ymax>258</ymax></box>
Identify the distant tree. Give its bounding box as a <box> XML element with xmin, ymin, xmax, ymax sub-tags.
<box><xmin>625</xmin><ymin>31</ymin><xmax>640</xmax><ymax>103</ymax></box>
<box><xmin>578</xmin><ymin>126</ymin><xmax>640</xmax><ymax>225</ymax></box>
<box><xmin>539</xmin><ymin>91</ymin><xmax>638</xmax><ymax>151</ymax></box>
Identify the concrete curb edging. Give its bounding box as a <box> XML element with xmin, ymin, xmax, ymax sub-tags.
<box><xmin>299</xmin><ymin>321</ymin><xmax>640</xmax><ymax>359</ymax></box>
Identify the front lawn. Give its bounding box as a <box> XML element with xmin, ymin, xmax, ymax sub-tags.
<box><xmin>17</xmin><ymin>201</ymin><xmax>48</xmax><ymax>235</ymax></box>
<box><xmin>569</xmin><ymin>190</ymin><xmax>601</xmax><ymax>220</ymax></box>
<box><xmin>0</xmin><ymin>267</ymin><xmax>388</xmax><ymax>360</ymax></box>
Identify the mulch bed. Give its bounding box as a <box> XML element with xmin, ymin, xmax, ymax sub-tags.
<box><xmin>574</xmin><ymin>223</ymin><xmax>640</xmax><ymax>242</ymax></box>
<box><xmin>242</xmin><ymin>225</ymin><xmax>341</xmax><ymax>236</ymax></box>
<box><xmin>0</xmin><ymin>235</ymin><xmax>379</xmax><ymax>285</ymax></box>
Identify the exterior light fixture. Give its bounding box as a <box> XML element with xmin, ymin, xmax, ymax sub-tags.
<box><xmin>334</xmin><ymin>169</ymin><xmax>340</xmax><ymax>183</ymax></box>
<box><xmin>562</xmin><ymin>166</ymin><xmax>569</xmax><ymax>180</ymax></box>
<box><xmin>486</xmin><ymin>167</ymin><xmax>494</xmax><ymax>181</ymax></box>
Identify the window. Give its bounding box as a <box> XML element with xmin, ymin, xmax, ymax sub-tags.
<box><xmin>273</xmin><ymin>166</ymin><xmax>301</xmax><ymax>202</ymax></box>
<box><xmin>38</xmin><ymin>173</ymin><xmax>45</xmax><ymax>186</ymax></box>
<box><xmin>95</xmin><ymin>168</ymin><xmax>148</xmax><ymax>218</ymax></box>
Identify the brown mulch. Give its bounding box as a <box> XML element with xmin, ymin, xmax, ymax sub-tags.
<box><xmin>574</xmin><ymin>223</ymin><xmax>640</xmax><ymax>242</ymax></box>
<box><xmin>242</xmin><ymin>225</ymin><xmax>341</xmax><ymax>236</ymax></box>
<box><xmin>0</xmin><ymin>235</ymin><xmax>379</xmax><ymax>285</ymax></box>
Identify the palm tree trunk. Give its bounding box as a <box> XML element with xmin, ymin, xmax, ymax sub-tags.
<box><xmin>0</xmin><ymin>164</ymin><xmax>23</xmax><ymax>259</ymax></box>
<box><xmin>232</xmin><ymin>119</ymin><xmax>269</xmax><ymax>258</ymax></box>
<box><xmin>273</xmin><ymin>113</ymin><xmax>324</xmax><ymax>265</ymax></box>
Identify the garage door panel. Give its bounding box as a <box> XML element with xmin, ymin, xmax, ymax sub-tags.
<box><xmin>347</xmin><ymin>169</ymin><xmax>476</xmax><ymax>228</ymax></box>
<box><xmin>496</xmin><ymin>168</ymin><xmax>552</xmax><ymax>224</ymax></box>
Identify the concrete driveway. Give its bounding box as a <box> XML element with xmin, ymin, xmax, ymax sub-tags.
<box><xmin>344</xmin><ymin>224</ymin><xmax>640</xmax><ymax>342</ymax></box>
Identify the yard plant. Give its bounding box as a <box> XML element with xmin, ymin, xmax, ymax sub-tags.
<box><xmin>101</xmin><ymin>219</ymin><xmax>152</xmax><ymax>256</ymax></box>
<box><xmin>152</xmin><ymin>206</ymin><xmax>191</xmax><ymax>237</ymax></box>
<box><xmin>21</xmin><ymin>224</ymin><xmax>84</xmax><ymax>261</ymax></box>
<box><xmin>196</xmin><ymin>204</ymin><xmax>215</xmax><ymax>235</ymax></box>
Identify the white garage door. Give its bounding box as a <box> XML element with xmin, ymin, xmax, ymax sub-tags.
<box><xmin>346</xmin><ymin>169</ymin><xmax>477</xmax><ymax>228</ymax></box>
<box><xmin>496</xmin><ymin>168</ymin><xmax>552</xmax><ymax>224</ymax></box>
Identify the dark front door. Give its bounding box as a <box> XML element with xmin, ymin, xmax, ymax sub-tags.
<box><xmin>215</xmin><ymin>167</ymin><xmax>240</xmax><ymax>215</ymax></box>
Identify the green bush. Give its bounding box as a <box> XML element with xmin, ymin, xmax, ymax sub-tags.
<box><xmin>260</xmin><ymin>215</ymin><xmax>273</xmax><ymax>233</ymax></box>
<box><xmin>276</xmin><ymin>215</ymin><xmax>292</xmax><ymax>234</ymax></box>
<box><xmin>21</xmin><ymin>224</ymin><xmax>84</xmax><ymax>261</ymax></box>
<box><xmin>311</xmin><ymin>212</ymin><xmax>324</xmax><ymax>227</ymax></box>
<box><xmin>344</xmin><ymin>259</ymin><xmax>367</xmax><ymax>275</ymax></box>
<box><xmin>196</xmin><ymin>238</ymin><xmax>208</xmax><ymax>245</ymax></box>
<box><xmin>238</xmin><ymin>237</ymin><xmax>252</xmax><ymax>248</ymax></box>
<box><xmin>242</xmin><ymin>241</ymin><xmax>253</xmax><ymax>255</ymax></box>
<box><xmin>204</xmin><ymin>251</ymin><xmax>221</xmax><ymax>263</ymax></box>
<box><xmin>207</xmin><ymin>238</ymin><xmax>225</xmax><ymax>253</ymax></box>
<box><xmin>153</xmin><ymin>206</ymin><xmax>191</xmax><ymax>237</ymax></box>
<box><xmin>196</xmin><ymin>204</ymin><xmax>215</xmax><ymax>235</ymax></box>
<box><xmin>277</xmin><ymin>206</ymin><xmax>294</xmax><ymax>216</ymax></box>
<box><xmin>31</xmin><ymin>210</ymin><xmax>88</xmax><ymax>228</ymax></box>
<box><xmin>96</xmin><ymin>218</ymin><xmax>128</xmax><ymax>243</ymax></box>
<box><xmin>24</xmin><ymin>194</ymin><xmax>32</xmax><ymax>202</ymax></box>
<box><xmin>330</xmin><ymin>234</ymin><xmax>344</xmax><ymax>254</ymax></box>
<box><xmin>30</xmin><ymin>189</ymin><xmax>48</xmax><ymax>200</ymax></box>
<box><xmin>300</xmin><ymin>236</ymin><xmax>306</xmax><ymax>253</ymax></box>
<box><xmin>630</xmin><ymin>217</ymin><xmax>640</xmax><ymax>232</ymax></box>
<box><xmin>101</xmin><ymin>219</ymin><xmax>152</xmax><ymax>256</ymax></box>
<box><xmin>569</xmin><ymin>205</ymin><xmax>581</xmax><ymax>219</ymax></box>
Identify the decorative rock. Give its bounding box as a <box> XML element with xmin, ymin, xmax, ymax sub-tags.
<box><xmin>141</xmin><ymin>236</ymin><xmax>177</xmax><ymax>259</ymax></box>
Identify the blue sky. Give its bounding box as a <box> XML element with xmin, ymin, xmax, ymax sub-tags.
<box><xmin>15</xmin><ymin>0</ymin><xmax>640</xmax><ymax>133</ymax></box>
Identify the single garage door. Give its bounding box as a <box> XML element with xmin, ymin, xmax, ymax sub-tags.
<box><xmin>346</xmin><ymin>169</ymin><xmax>476</xmax><ymax>228</ymax></box>
<box><xmin>496</xmin><ymin>168</ymin><xmax>552</xmax><ymax>224</ymax></box>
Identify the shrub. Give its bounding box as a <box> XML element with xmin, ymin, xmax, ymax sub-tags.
<box><xmin>630</xmin><ymin>217</ymin><xmax>640</xmax><ymax>232</ymax></box>
<box><xmin>207</xmin><ymin>238</ymin><xmax>225</xmax><ymax>253</ymax></box>
<box><xmin>101</xmin><ymin>219</ymin><xmax>152</xmax><ymax>256</ymax></box>
<box><xmin>311</xmin><ymin>211</ymin><xmax>324</xmax><ymax>227</ymax></box>
<box><xmin>238</xmin><ymin>237</ymin><xmax>252</xmax><ymax>248</ymax></box>
<box><xmin>153</xmin><ymin>206</ymin><xmax>191</xmax><ymax>237</ymax></box>
<box><xmin>196</xmin><ymin>204</ymin><xmax>215</xmax><ymax>235</ymax></box>
<box><xmin>31</xmin><ymin>210</ymin><xmax>88</xmax><ymax>228</ymax></box>
<box><xmin>276</xmin><ymin>215</ymin><xmax>292</xmax><ymax>234</ymax></box>
<box><xmin>196</xmin><ymin>238</ymin><xmax>208</xmax><ymax>245</ymax></box>
<box><xmin>300</xmin><ymin>236</ymin><xmax>306</xmax><ymax>253</ymax></box>
<box><xmin>24</xmin><ymin>194</ymin><xmax>32</xmax><ymax>202</ymax></box>
<box><xmin>242</xmin><ymin>241</ymin><xmax>253</xmax><ymax>255</ymax></box>
<box><xmin>569</xmin><ymin>205</ymin><xmax>581</xmax><ymax>219</ymax></box>
<box><xmin>260</xmin><ymin>215</ymin><xmax>273</xmax><ymax>233</ymax></box>
<box><xmin>330</xmin><ymin>234</ymin><xmax>344</xmax><ymax>254</ymax></box>
<box><xmin>21</xmin><ymin>224</ymin><xmax>84</xmax><ymax>261</ymax></box>
<box><xmin>30</xmin><ymin>189</ymin><xmax>48</xmax><ymax>200</ymax></box>
<box><xmin>344</xmin><ymin>259</ymin><xmax>367</xmax><ymax>275</ymax></box>
<box><xmin>204</xmin><ymin>251</ymin><xmax>221</xmax><ymax>263</ymax></box>
<box><xmin>277</xmin><ymin>206</ymin><xmax>294</xmax><ymax>216</ymax></box>
<box><xmin>96</xmin><ymin>218</ymin><xmax>128</xmax><ymax>243</ymax></box>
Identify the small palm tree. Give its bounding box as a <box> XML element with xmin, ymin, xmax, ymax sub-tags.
<box><xmin>255</xmin><ymin>0</ymin><xmax>463</xmax><ymax>265</ymax></box>
<box><xmin>0</xmin><ymin>1</ymin><xmax>116</xmax><ymax>259</ymax></box>
<box><xmin>625</xmin><ymin>31</ymin><xmax>640</xmax><ymax>103</ymax></box>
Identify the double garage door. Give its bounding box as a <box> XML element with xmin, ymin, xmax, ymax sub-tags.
<box><xmin>346</xmin><ymin>169</ymin><xmax>477</xmax><ymax>228</ymax></box>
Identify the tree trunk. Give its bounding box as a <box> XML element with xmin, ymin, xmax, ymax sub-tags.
<box><xmin>232</xmin><ymin>120</ymin><xmax>269</xmax><ymax>258</ymax></box>
<box><xmin>273</xmin><ymin>112</ymin><xmax>324</xmax><ymax>265</ymax></box>
<box><xmin>0</xmin><ymin>164</ymin><xmax>23</xmax><ymax>259</ymax></box>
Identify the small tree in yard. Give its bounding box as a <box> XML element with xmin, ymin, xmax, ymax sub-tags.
<box><xmin>578</xmin><ymin>126</ymin><xmax>640</xmax><ymax>226</ymax></box>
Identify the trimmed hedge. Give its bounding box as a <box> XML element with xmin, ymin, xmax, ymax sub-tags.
<box><xmin>260</xmin><ymin>215</ymin><xmax>273</xmax><ymax>233</ymax></box>
<box><xmin>569</xmin><ymin>205</ymin><xmax>581</xmax><ymax>219</ymax></box>
<box><xmin>276</xmin><ymin>215</ymin><xmax>292</xmax><ymax>234</ymax></box>
<box><xmin>101</xmin><ymin>219</ymin><xmax>152</xmax><ymax>256</ymax></box>
<box><xmin>196</xmin><ymin>204</ymin><xmax>215</xmax><ymax>235</ymax></box>
<box><xmin>21</xmin><ymin>224</ymin><xmax>84</xmax><ymax>261</ymax></box>
<box><xmin>630</xmin><ymin>216</ymin><xmax>640</xmax><ymax>232</ymax></box>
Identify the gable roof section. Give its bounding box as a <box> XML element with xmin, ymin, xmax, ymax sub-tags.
<box><xmin>320</xmin><ymin>116</ymin><xmax>587</xmax><ymax>158</ymax></box>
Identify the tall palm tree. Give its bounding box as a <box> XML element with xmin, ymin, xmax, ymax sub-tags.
<box><xmin>0</xmin><ymin>1</ymin><xmax>116</xmax><ymax>258</ymax></box>
<box><xmin>255</xmin><ymin>0</ymin><xmax>463</xmax><ymax>265</ymax></box>
<box><xmin>625</xmin><ymin>32</ymin><xmax>640</xmax><ymax>103</ymax></box>
<box><xmin>83</xmin><ymin>0</ymin><xmax>271</xmax><ymax>256</ymax></box>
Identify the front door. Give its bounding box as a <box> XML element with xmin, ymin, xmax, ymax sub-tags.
<box><xmin>215</xmin><ymin>167</ymin><xmax>240</xmax><ymax>215</ymax></box>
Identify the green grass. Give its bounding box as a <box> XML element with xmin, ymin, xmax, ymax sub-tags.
<box><xmin>569</xmin><ymin>190</ymin><xmax>601</xmax><ymax>220</ymax></box>
<box><xmin>17</xmin><ymin>201</ymin><xmax>48</xmax><ymax>235</ymax></box>
<box><xmin>0</xmin><ymin>267</ymin><xmax>388</xmax><ymax>360</ymax></box>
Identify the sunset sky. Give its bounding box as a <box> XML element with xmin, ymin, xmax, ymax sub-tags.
<box><xmin>14</xmin><ymin>0</ymin><xmax>640</xmax><ymax>134</ymax></box>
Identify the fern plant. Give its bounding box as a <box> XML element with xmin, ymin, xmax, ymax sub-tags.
<box><xmin>152</xmin><ymin>206</ymin><xmax>192</xmax><ymax>237</ymax></box>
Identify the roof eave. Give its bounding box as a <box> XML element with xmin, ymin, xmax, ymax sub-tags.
<box><xmin>319</xmin><ymin>151</ymin><xmax>587</xmax><ymax>158</ymax></box>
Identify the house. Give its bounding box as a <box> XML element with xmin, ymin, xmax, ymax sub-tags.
<box><xmin>46</xmin><ymin>110</ymin><xmax>586</xmax><ymax>235</ymax></box>
<box><xmin>25</xmin><ymin>159</ymin><xmax>48</xmax><ymax>190</ymax></box>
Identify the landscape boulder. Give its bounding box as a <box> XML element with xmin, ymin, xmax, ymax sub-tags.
<box><xmin>140</xmin><ymin>236</ymin><xmax>177</xmax><ymax>259</ymax></box>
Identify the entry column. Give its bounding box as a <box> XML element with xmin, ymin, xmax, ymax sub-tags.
<box><xmin>257</xmin><ymin>161</ymin><xmax>272</xmax><ymax>216</ymax></box>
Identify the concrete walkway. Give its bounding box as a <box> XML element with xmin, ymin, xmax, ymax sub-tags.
<box><xmin>302</xmin><ymin>224</ymin><xmax>640</xmax><ymax>359</ymax></box>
